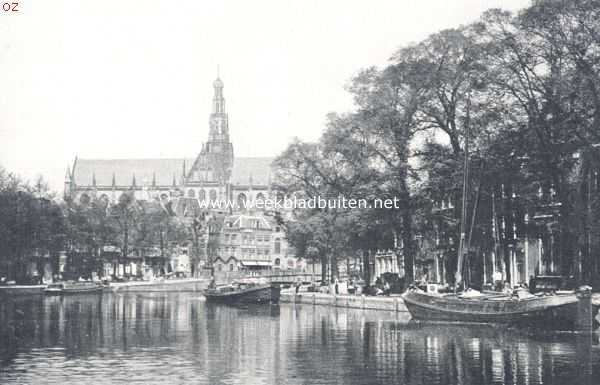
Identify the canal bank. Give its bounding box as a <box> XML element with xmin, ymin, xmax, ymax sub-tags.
<box><xmin>109</xmin><ymin>277</ymin><xmax>209</xmax><ymax>292</ymax></box>
<box><xmin>280</xmin><ymin>291</ymin><xmax>409</xmax><ymax>312</ymax></box>
<box><xmin>283</xmin><ymin>291</ymin><xmax>600</xmax><ymax>324</ymax></box>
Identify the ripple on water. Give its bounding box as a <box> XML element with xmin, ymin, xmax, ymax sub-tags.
<box><xmin>0</xmin><ymin>294</ymin><xmax>598</xmax><ymax>385</ymax></box>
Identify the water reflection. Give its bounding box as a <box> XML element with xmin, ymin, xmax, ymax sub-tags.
<box><xmin>0</xmin><ymin>294</ymin><xmax>598</xmax><ymax>385</ymax></box>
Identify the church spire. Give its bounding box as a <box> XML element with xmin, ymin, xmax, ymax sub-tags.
<box><xmin>212</xmin><ymin>75</ymin><xmax>225</xmax><ymax>114</ymax></box>
<box><xmin>64</xmin><ymin>165</ymin><xmax>72</xmax><ymax>200</ymax></box>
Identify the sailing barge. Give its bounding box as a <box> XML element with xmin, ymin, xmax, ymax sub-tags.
<box><xmin>403</xmin><ymin>288</ymin><xmax>596</xmax><ymax>331</ymax></box>
<box><xmin>204</xmin><ymin>281</ymin><xmax>281</xmax><ymax>304</ymax></box>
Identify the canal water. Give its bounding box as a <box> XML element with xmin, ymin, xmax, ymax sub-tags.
<box><xmin>0</xmin><ymin>293</ymin><xmax>598</xmax><ymax>385</ymax></box>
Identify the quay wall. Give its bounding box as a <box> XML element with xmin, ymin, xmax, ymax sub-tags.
<box><xmin>280</xmin><ymin>291</ymin><xmax>409</xmax><ymax>313</ymax></box>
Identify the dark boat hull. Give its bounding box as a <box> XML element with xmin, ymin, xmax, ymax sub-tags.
<box><xmin>204</xmin><ymin>285</ymin><xmax>280</xmax><ymax>304</ymax></box>
<box><xmin>403</xmin><ymin>290</ymin><xmax>583</xmax><ymax>330</ymax></box>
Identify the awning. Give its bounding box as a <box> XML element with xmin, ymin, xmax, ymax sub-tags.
<box><xmin>241</xmin><ymin>261</ymin><xmax>272</xmax><ymax>267</ymax></box>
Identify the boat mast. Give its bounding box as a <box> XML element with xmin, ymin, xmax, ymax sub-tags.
<box><xmin>455</xmin><ymin>94</ymin><xmax>471</xmax><ymax>290</ymax></box>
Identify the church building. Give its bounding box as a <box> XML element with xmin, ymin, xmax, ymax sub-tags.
<box><xmin>63</xmin><ymin>77</ymin><xmax>296</xmax><ymax>276</ymax></box>
<box><xmin>65</xmin><ymin>77</ymin><xmax>273</xmax><ymax>209</ymax></box>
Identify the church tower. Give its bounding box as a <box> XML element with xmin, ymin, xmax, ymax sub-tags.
<box><xmin>187</xmin><ymin>77</ymin><xmax>234</xmax><ymax>185</ymax></box>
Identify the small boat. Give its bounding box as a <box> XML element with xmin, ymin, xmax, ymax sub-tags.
<box><xmin>0</xmin><ymin>284</ymin><xmax>46</xmax><ymax>296</ymax></box>
<box><xmin>204</xmin><ymin>281</ymin><xmax>280</xmax><ymax>304</ymax></box>
<box><xmin>402</xmin><ymin>287</ymin><xmax>595</xmax><ymax>331</ymax></box>
<box><xmin>45</xmin><ymin>281</ymin><xmax>104</xmax><ymax>295</ymax></box>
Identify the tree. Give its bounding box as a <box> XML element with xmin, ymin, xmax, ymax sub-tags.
<box><xmin>0</xmin><ymin>169</ymin><xmax>66</xmax><ymax>282</ymax></box>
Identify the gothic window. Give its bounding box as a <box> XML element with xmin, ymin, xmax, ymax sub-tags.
<box><xmin>188</xmin><ymin>189</ymin><xmax>196</xmax><ymax>198</ymax></box>
<box><xmin>198</xmin><ymin>189</ymin><xmax>206</xmax><ymax>201</ymax></box>
<box><xmin>119</xmin><ymin>193</ymin><xmax>133</xmax><ymax>206</ymax></box>
<box><xmin>99</xmin><ymin>194</ymin><xmax>109</xmax><ymax>206</ymax></box>
<box><xmin>274</xmin><ymin>238</ymin><xmax>281</xmax><ymax>254</ymax></box>
<box><xmin>209</xmin><ymin>189</ymin><xmax>217</xmax><ymax>201</ymax></box>
<box><xmin>80</xmin><ymin>193</ymin><xmax>91</xmax><ymax>205</ymax></box>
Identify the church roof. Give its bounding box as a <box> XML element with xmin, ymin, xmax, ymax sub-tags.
<box><xmin>231</xmin><ymin>157</ymin><xmax>273</xmax><ymax>186</ymax></box>
<box><xmin>72</xmin><ymin>157</ymin><xmax>274</xmax><ymax>187</ymax></box>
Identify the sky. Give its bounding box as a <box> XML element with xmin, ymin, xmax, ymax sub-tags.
<box><xmin>0</xmin><ymin>0</ymin><xmax>531</xmax><ymax>191</ymax></box>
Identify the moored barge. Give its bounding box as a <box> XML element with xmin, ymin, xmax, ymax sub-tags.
<box><xmin>204</xmin><ymin>281</ymin><xmax>280</xmax><ymax>304</ymax></box>
<box><xmin>402</xmin><ymin>287</ymin><xmax>596</xmax><ymax>331</ymax></box>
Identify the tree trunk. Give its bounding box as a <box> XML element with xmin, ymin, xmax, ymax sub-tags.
<box><xmin>363</xmin><ymin>249</ymin><xmax>371</xmax><ymax>287</ymax></box>
<box><xmin>320</xmin><ymin>254</ymin><xmax>327</xmax><ymax>284</ymax></box>
<box><xmin>122</xmin><ymin>219</ymin><xmax>128</xmax><ymax>277</ymax></box>
<box><xmin>330</xmin><ymin>253</ymin><xmax>338</xmax><ymax>281</ymax></box>
<box><xmin>401</xmin><ymin>212</ymin><xmax>414</xmax><ymax>283</ymax></box>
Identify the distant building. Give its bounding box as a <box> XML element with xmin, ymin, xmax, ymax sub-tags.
<box><xmin>214</xmin><ymin>213</ymin><xmax>299</xmax><ymax>274</ymax></box>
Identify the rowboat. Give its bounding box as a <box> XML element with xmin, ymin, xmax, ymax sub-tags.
<box><xmin>204</xmin><ymin>281</ymin><xmax>280</xmax><ymax>304</ymax></box>
<box><xmin>402</xmin><ymin>287</ymin><xmax>596</xmax><ymax>331</ymax></box>
<box><xmin>45</xmin><ymin>281</ymin><xmax>104</xmax><ymax>295</ymax></box>
<box><xmin>0</xmin><ymin>284</ymin><xmax>46</xmax><ymax>296</ymax></box>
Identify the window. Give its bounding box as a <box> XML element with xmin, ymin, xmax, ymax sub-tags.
<box><xmin>188</xmin><ymin>189</ymin><xmax>196</xmax><ymax>198</ymax></box>
<box><xmin>274</xmin><ymin>258</ymin><xmax>280</xmax><ymax>266</ymax></box>
<box><xmin>198</xmin><ymin>190</ymin><xmax>206</xmax><ymax>201</ymax></box>
<box><xmin>209</xmin><ymin>189</ymin><xmax>217</xmax><ymax>201</ymax></box>
<box><xmin>217</xmin><ymin>264</ymin><xmax>222</xmax><ymax>272</ymax></box>
<box><xmin>274</xmin><ymin>238</ymin><xmax>281</xmax><ymax>254</ymax></box>
<box><xmin>229</xmin><ymin>264</ymin><xmax>234</xmax><ymax>271</ymax></box>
